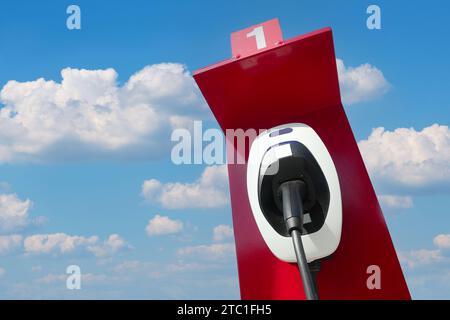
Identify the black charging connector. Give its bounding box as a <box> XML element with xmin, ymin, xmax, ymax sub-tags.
<box><xmin>279</xmin><ymin>180</ymin><xmax>319</xmax><ymax>300</ymax></box>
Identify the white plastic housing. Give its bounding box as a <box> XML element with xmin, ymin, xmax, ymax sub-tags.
<box><xmin>247</xmin><ymin>123</ymin><xmax>342</xmax><ymax>263</ymax></box>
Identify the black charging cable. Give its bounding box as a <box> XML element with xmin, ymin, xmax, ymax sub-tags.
<box><xmin>279</xmin><ymin>180</ymin><xmax>319</xmax><ymax>300</ymax></box>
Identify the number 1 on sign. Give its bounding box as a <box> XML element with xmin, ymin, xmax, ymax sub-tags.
<box><xmin>231</xmin><ymin>18</ymin><xmax>282</xmax><ymax>58</ymax></box>
<box><xmin>246</xmin><ymin>26</ymin><xmax>267</xmax><ymax>50</ymax></box>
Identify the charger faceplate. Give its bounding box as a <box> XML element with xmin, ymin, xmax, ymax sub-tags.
<box><xmin>247</xmin><ymin>123</ymin><xmax>342</xmax><ymax>263</ymax></box>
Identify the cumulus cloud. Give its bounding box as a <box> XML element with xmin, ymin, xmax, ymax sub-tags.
<box><xmin>87</xmin><ymin>234</ymin><xmax>130</xmax><ymax>258</ymax></box>
<box><xmin>399</xmin><ymin>249</ymin><xmax>444</xmax><ymax>268</ymax></box>
<box><xmin>399</xmin><ymin>234</ymin><xmax>450</xmax><ymax>269</ymax></box>
<box><xmin>336</xmin><ymin>58</ymin><xmax>390</xmax><ymax>105</ymax></box>
<box><xmin>0</xmin><ymin>193</ymin><xmax>33</xmax><ymax>232</ymax></box>
<box><xmin>378</xmin><ymin>195</ymin><xmax>413</xmax><ymax>209</ymax></box>
<box><xmin>0</xmin><ymin>234</ymin><xmax>22</xmax><ymax>254</ymax></box>
<box><xmin>23</xmin><ymin>233</ymin><xmax>129</xmax><ymax>257</ymax></box>
<box><xmin>145</xmin><ymin>214</ymin><xmax>183</xmax><ymax>236</ymax></box>
<box><xmin>141</xmin><ymin>165</ymin><xmax>229</xmax><ymax>209</ymax></box>
<box><xmin>213</xmin><ymin>225</ymin><xmax>233</xmax><ymax>242</ymax></box>
<box><xmin>35</xmin><ymin>273</ymin><xmax>110</xmax><ymax>285</ymax></box>
<box><xmin>359</xmin><ymin>124</ymin><xmax>450</xmax><ymax>191</ymax></box>
<box><xmin>0</xmin><ymin>63</ymin><xmax>206</xmax><ymax>163</ymax></box>
<box><xmin>23</xmin><ymin>233</ymin><xmax>98</xmax><ymax>255</ymax></box>
<box><xmin>177</xmin><ymin>243</ymin><xmax>235</xmax><ymax>261</ymax></box>
<box><xmin>434</xmin><ymin>234</ymin><xmax>450</xmax><ymax>250</ymax></box>
<box><xmin>175</xmin><ymin>224</ymin><xmax>235</xmax><ymax>262</ymax></box>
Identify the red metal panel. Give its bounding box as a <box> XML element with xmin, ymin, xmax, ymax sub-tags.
<box><xmin>194</xmin><ymin>26</ymin><xmax>410</xmax><ymax>300</ymax></box>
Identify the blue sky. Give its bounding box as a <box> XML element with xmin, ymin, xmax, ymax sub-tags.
<box><xmin>0</xmin><ymin>0</ymin><xmax>449</xmax><ymax>299</ymax></box>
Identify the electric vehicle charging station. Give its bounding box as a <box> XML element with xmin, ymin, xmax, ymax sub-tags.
<box><xmin>247</xmin><ymin>123</ymin><xmax>343</xmax><ymax>299</ymax></box>
<box><xmin>194</xmin><ymin>19</ymin><xmax>410</xmax><ymax>300</ymax></box>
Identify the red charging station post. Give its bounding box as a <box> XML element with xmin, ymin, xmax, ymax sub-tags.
<box><xmin>194</xmin><ymin>19</ymin><xmax>410</xmax><ymax>300</ymax></box>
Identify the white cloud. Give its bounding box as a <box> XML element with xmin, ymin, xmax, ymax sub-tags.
<box><xmin>0</xmin><ymin>193</ymin><xmax>32</xmax><ymax>232</ymax></box>
<box><xmin>142</xmin><ymin>165</ymin><xmax>229</xmax><ymax>209</ymax></box>
<box><xmin>0</xmin><ymin>267</ymin><xmax>5</xmax><ymax>277</ymax></box>
<box><xmin>176</xmin><ymin>224</ymin><xmax>235</xmax><ymax>263</ymax></box>
<box><xmin>213</xmin><ymin>225</ymin><xmax>233</xmax><ymax>242</ymax></box>
<box><xmin>359</xmin><ymin>124</ymin><xmax>450</xmax><ymax>190</ymax></box>
<box><xmin>23</xmin><ymin>232</ymin><xmax>129</xmax><ymax>257</ymax></box>
<box><xmin>35</xmin><ymin>273</ymin><xmax>110</xmax><ymax>285</ymax></box>
<box><xmin>0</xmin><ymin>234</ymin><xmax>22</xmax><ymax>254</ymax></box>
<box><xmin>23</xmin><ymin>233</ymin><xmax>130</xmax><ymax>258</ymax></box>
<box><xmin>399</xmin><ymin>249</ymin><xmax>444</xmax><ymax>268</ymax></box>
<box><xmin>378</xmin><ymin>195</ymin><xmax>413</xmax><ymax>209</ymax></box>
<box><xmin>145</xmin><ymin>214</ymin><xmax>183</xmax><ymax>236</ymax></box>
<box><xmin>434</xmin><ymin>234</ymin><xmax>450</xmax><ymax>250</ymax></box>
<box><xmin>87</xmin><ymin>234</ymin><xmax>130</xmax><ymax>258</ymax></box>
<box><xmin>336</xmin><ymin>58</ymin><xmax>390</xmax><ymax>105</ymax></box>
<box><xmin>141</xmin><ymin>179</ymin><xmax>163</xmax><ymax>201</ymax></box>
<box><xmin>177</xmin><ymin>243</ymin><xmax>235</xmax><ymax>261</ymax></box>
<box><xmin>399</xmin><ymin>234</ymin><xmax>450</xmax><ymax>269</ymax></box>
<box><xmin>23</xmin><ymin>233</ymin><xmax>98</xmax><ymax>255</ymax></box>
<box><xmin>0</xmin><ymin>63</ymin><xmax>206</xmax><ymax>163</ymax></box>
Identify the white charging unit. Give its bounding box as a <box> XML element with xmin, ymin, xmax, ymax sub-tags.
<box><xmin>246</xmin><ymin>123</ymin><xmax>342</xmax><ymax>263</ymax></box>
